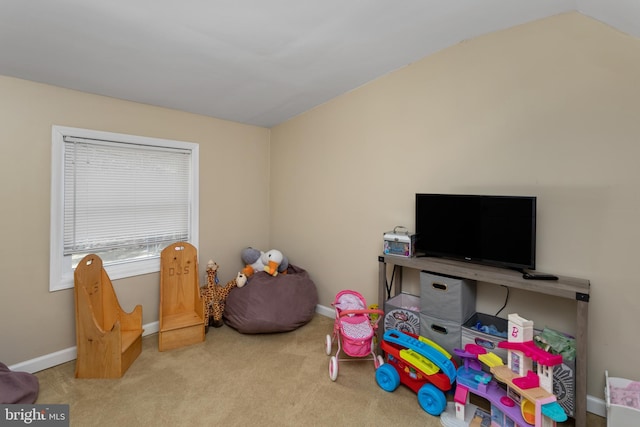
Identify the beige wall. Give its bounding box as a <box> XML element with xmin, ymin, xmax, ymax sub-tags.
<box><xmin>0</xmin><ymin>76</ymin><xmax>270</xmax><ymax>365</ymax></box>
<box><xmin>270</xmin><ymin>12</ymin><xmax>640</xmax><ymax>400</ymax></box>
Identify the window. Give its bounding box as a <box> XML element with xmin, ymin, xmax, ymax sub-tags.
<box><xmin>50</xmin><ymin>126</ymin><xmax>199</xmax><ymax>291</ymax></box>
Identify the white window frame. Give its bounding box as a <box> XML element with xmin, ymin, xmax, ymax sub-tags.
<box><xmin>50</xmin><ymin>125</ymin><xmax>199</xmax><ymax>292</ymax></box>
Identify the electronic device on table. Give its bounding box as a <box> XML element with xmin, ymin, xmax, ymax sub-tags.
<box><xmin>414</xmin><ymin>193</ymin><xmax>537</xmax><ymax>271</ymax></box>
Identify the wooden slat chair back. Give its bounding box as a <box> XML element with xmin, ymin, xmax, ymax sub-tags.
<box><xmin>74</xmin><ymin>254</ymin><xmax>143</xmax><ymax>378</ymax></box>
<box><xmin>159</xmin><ymin>242</ymin><xmax>205</xmax><ymax>351</ymax></box>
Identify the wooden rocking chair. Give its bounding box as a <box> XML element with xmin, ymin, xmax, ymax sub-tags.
<box><xmin>74</xmin><ymin>254</ymin><xmax>144</xmax><ymax>378</ymax></box>
<box><xmin>159</xmin><ymin>242</ymin><xmax>205</xmax><ymax>351</ymax></box>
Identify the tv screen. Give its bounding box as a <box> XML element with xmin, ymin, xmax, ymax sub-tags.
<box><xmin>415</xmin><ymin>194</ymin><xmax>536</xmax><ymax>270</ymax></box>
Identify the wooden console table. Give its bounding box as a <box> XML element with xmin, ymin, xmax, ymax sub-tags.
<box><xmin>378</xmin><ymin>254</ymin><xmax>590</xmax><ymax>426</ymax></box>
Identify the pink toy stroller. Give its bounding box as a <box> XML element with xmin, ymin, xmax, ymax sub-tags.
<box><xmin>325</xmin><ymin>290</ymin><xmax>385</xmax><ymax>381</ymax></box>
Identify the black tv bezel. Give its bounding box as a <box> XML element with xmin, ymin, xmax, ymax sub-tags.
<box><xmin>414</xmin><ymin>193</ymin><xmax>537</xmax><ymax>271</ymax></box>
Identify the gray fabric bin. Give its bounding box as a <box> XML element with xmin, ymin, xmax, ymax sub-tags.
<box><xmin>419</xmin><ymin>313</ymin><xmax>461</xmax><ymax>360</ymax></box>
<box><xmin>420</xmin><ymin>271</ymin><xmax>476</xmax><ymax>323</ymax></box>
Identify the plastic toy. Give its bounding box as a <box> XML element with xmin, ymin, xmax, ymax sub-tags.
<box><xmin>325</xmin><ymin>290</ymin><xmax>384</xmax><ymax>381</ymax></box>
<box><xmin>443</xmin><ymin>313</ymin><xmax>567</xmax><ymax>427</ymax></box>
<box><xmin>241</xmin><ymin>247</ymin><xmax>289</xmax><ymax>277</ymax></box>
<box><xmin>375</xmin><ymin>329</ymin><xmax>457</xmax><ymax>416</ymax></box>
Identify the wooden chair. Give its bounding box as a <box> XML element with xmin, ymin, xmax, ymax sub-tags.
<box><xmin>159</xmin><ymin>242</ymin><xmax>205</xmax><ymax>351</ymax></box>
<box><xmin>74</xmin><ymin>254</ymin><xmax>143</xmax><ymax>378</ymax></box>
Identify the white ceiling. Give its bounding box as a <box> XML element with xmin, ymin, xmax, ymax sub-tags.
<box><xmin>1</xmin><ymin>0</ymin><xmax>637</xmax><ymax>128</ymax></box>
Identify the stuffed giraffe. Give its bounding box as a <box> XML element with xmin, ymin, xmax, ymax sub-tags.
<box><xmin>210</xmin><ymin>272</ymin><xmax>247</xmax><ymax>327</ymax></box>
<box><xmin>200</xmin><ymin>260</ymin><xmax>220</xmax><ymax>327</ymax></box>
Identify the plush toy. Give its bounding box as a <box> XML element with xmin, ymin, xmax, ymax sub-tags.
<box><xmin>201</xmin><ymin>260</ymin><xmax>248</xmax><ymax>328</ymax></box>
<box><xmin>200</xmin><ymin>260</ymin><xmax>220</xmax><ymax>327</ymax></box>
<box><xmin>211</xmin><ymin>272</ymin><xmax>247</xmax><ymax>327</ymax></box>
<box><xmin>241</xmin><ymin>247</ymin><xmax>289</xmax><ymax>277</ymax></box>
<box><xmin>274</xmin><ymin>250</ymin><xmax>290</xmax><ymax>273</ymax></box>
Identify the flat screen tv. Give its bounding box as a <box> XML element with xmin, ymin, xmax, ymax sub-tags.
<box><xmin>415</xmin><ymin>193</ymin><xmax>536</xmax><ymax>271</ymax></box>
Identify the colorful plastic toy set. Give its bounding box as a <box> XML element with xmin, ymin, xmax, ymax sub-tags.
<box><xmin>326</xmin><ymin>288</ymin><xmax>569</xmax><ymax>426</ymax></box>
<box><xmin>375</xmin><ymin>329</ymin><xmax>457</xmax><ymax>415</ymax></box>
<box><xmin>391</xmin><ymin>312</ymin><xmax>568</xmax><ymax>425</ymax></box>
<box><xmin>447</xmin><ymin>313</ymin><xmax>567</xmax><ymax>426</ymax></box>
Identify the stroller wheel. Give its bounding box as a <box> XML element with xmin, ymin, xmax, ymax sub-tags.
<box><xmin>375</xmin><ymin>355</ymin><xmax>385</xmax><ymax>368</ymax></box>
<box><xmin>325</xmin><ymin>334</ymin><xmax>332</xmax><ymax>355</ymax></box>
<box><xmin>329</xmin><ymin>356</ymin><xmax>338</xmax><ymax>381</ymax></box>
<box><xmin>417</xmin><ymin>383</ymin><xmax>447</xmax><ymax>416</ymax></box>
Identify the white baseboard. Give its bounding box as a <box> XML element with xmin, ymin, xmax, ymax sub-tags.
<box><xmin>8</xmin><ymin>346</ymin><xmax>78</xmax><ymax>375</ymax></box>
<box><xmin>588</xmin><ymin>394</ymin><xmax>606</xmax><ymax>418</ymax></box>
<box><xmin>10</xmin><ymin>311</ymin><xmax>335</xmax><ymax>373</ymax></box>
<box><xmin>8</xmin><ymin>321</ymin><xmax>160</xmax><ymax>374</ymax></box>
<box><xmin>9</xmin><ymin>309</ymin><xmax>608</xmax><ymax>419</ymax></box>
<box><xmin>315</xmin><ymin>303</ymin><xmax>334</xmax><ymax>318</ymax></box>
<box><xmin>142</xmin><ymin>320</ymin><xmax>160</xmax><ymax>336</ymax></box>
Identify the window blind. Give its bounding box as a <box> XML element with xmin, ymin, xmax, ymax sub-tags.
<box><xmin>63</xmin><ymin>135</ymin><xmax>191</xmax><ymax>257</ymax></box>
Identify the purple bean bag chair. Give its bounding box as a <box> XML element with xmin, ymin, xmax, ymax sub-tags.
<box><xmin>224</xmin><ymin>265</ymin><xmax>318</xmax><ymax>334</ymax></box>
<box><xmin>0</xmin><ymin>363</ymin><xmax>39</xmax><ymax>404</ymax></box>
